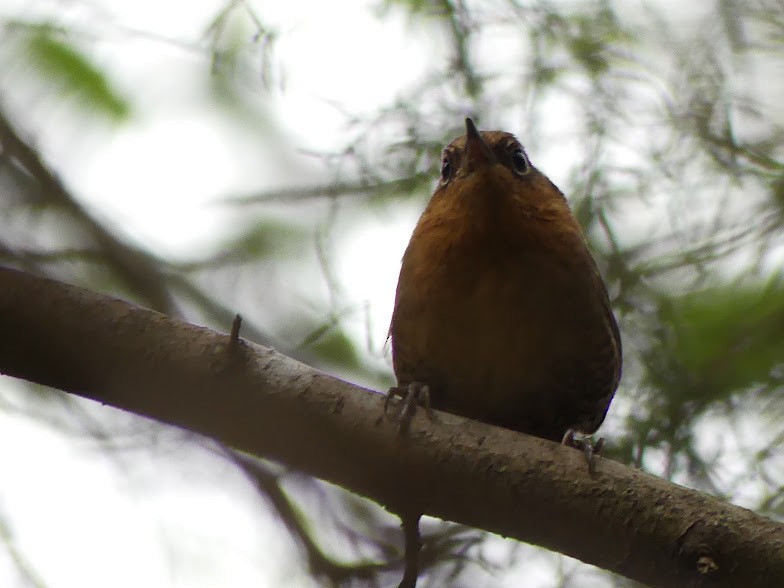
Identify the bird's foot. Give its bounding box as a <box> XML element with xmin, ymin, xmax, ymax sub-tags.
<box><xmin>384</xmin><ymin>382</ymin><xmax>433</xmax><ymax>433</ymax></box>
<box><xmin>562</xmin><ymin>429</ymin><xmax>605</xmax><ymax>476</ymax></box>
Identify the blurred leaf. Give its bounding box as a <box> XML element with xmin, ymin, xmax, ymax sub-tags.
<box><xmin>301</xmin><ymin>325</ymin><xmax>361</xmax><ymax>372</ymax></box>
<box><xmin>531</xmin><ymin>63</ymin><xmax>564</xmax><ymax>86</ymax></box>
<box><xmin>661</xmin><ymin>276</ymin><xmax>784</xmax><ymax>404</ymax></box>
<box><xmin>222</xmin><ymin>218</ymin><xmax>306</xmax><ymax>261</ymax></box>
<box><xmin>377</xmin><ymin>0</ymin><xmax>435</xmax><ymax>18</ymax></box>
<box><xmin>543</xmin><ymin>6</ymin><xmax>631</xmax><ymax>79</ymax></box>
<box><xmin>23</xmin><ymin>26</ymin><xmax>130</xmax><ymax>121</ymax></box>
<box><xmin>770</xmin><ymin>174</ymin><xmax>784</xmax><ymax>220</ymax></box>
<box><xmin>568</xmin><ymin>30</ymin><xmax>609</xmax><ymax>77</ymax></box>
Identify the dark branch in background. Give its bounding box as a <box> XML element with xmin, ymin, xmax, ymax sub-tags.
<box><xmin>0</xmin><ymin>101</ymin><xmax>314</xmax><ymax>364</ymax></box>
<box><xmin>220</xmin><ymin>172</ymin><xmax>431</xmax><ymax>205</ymax></box>
<box><xmin>229</xmin><ymin>451</ymin><xmax>481</xmax><ymax>587</ymax></box>
<box><xmin>0</xmin><ymin>247</ymin><xmax>105</xmax><ymax>266</ymax></box>
<box><xmin>229</xmin><ymin>451</ymin><xmax>395</xmax><ymax>586</ymax></box>
<box><xmin>1</xmin><ymin>266</ymin><xmax>782</xmax><ymax>588</ymax></box>
<box><xmin>438</xmin><ymin>0</ymin><xmax>482</xmax><ymax>102</ymax></box>
<box><xmin>399</xmin><ymin>514</ymin><xmax>421</xmax><ymax>588</ymax></box>
<box><xmin>163</xmin><ymin>275</ymin><xmax>270</xmax><ymax>345</ymax></box>
<box><xmin>0</xmin><ymin>515</ymin><xmax>49</xmax><ymax>588</ymax></box>
<box><xmin>0</xmin><ymin>102</ymin><xmax>177</xmax><ymax>315</ymax></box>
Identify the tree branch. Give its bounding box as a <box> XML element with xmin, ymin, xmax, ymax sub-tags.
<box><xmin>229</xmin><ymin>452</ymin><xmax>397</xmax><ymax>585</ymax></box>
<box><xmin>0</xmin><ymin>265</ymin><xmax>782</xmax><ymax>587</ymax></box>
<box><xmin>0</xmin><ymin>103</ymin><xmax>176</xmax><ymax>314</ymax></box>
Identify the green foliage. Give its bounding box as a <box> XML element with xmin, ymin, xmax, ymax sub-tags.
<box><xmin>22</xmin><ymin>25</ymin><xmax>130</xmax><ymax>121</ymax></box>
<box><xmin>771</xmin><ymin>174</ymin><xmax>784</xmax><ymax>218</ymax></box>
<box><xmin>377</xmin><ymin>0</ymin><xmax>436</xmax><ymax>17</ymax></box>
<box><xmin>299</xmin><ymin>323</ymin><xmax>362</xmax><ymax>372</ymax></box>
<box><xmin>220</xmin><ymin>218</ymin><xmax>307</xmax><ymax>261</ymax></box>
<box><xmin>661</xmin><ymin>278</ymin><xmax>784</xmax><ymax>404</ymax></box>
<box><xmin>557</xmin><ymin>5</ymin><xmax>631</xmax><ymax>78</ymax></box>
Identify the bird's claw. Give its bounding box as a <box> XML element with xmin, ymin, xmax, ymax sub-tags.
<box><xmin>562</xmin><ymin>429</ymin><xmax>605</xmax><ymax>475</ymax></box>
<box><xmin>385</xmin><ymin>382</ymin><xmax>433</xmax><ymax>433</ymax></box>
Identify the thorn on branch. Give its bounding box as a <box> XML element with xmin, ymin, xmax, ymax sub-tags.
<box><xmin>230</xmin><ymin>313</ymin><xmax>243</xmax><ymax>346</ymax></box>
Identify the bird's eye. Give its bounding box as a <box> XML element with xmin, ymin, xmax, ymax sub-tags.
<box><xmin>440</xmin><ymin>154</ymin><xmax>453</xmax><ymax>181</ymax></box>
<box><xmin>511</xmin><ymin>147</ymin><xmax>529</xmax><ymax>174</ymax></box>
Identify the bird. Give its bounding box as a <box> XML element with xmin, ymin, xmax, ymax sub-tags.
<box><xmin>387</xmin><ymin>118</ymin><xmax>622</xmax><ymax>587</ymax></box>
<box><xmin>389</xmin><ymin>117</ymin><xmax>621</xmax><ymax>443</ymax></box>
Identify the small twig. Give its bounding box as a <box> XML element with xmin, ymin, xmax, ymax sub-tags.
<box><xmin>230</xmin><ymin>313</ymin><xmax>243</xmax><ymax>345</ymax></box>
<box><xmin>228</xmin><ymin>450</ymin><xmax>393</xmax><ymax>585</ymax></box>
<box><xmin>399</xmin><ymin>513</ymin><xmax>422</xmax><ymax>588</ymax></box>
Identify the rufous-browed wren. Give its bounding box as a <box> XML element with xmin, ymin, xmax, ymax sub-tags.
<box><xmin>387</xmin><ymin>118</ymin><xmax>622</xmax><ymax>588</ymax></box>
<box><xmin>389</xmin><ymin>118</ymin><xmax>622</xmax><ymax>444</ymax></box>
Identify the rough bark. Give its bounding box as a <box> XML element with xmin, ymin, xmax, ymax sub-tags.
<box><xmin>0</xmin><ymin>266</ymin><xmax>782</xmax><ymax>587</ymax></box>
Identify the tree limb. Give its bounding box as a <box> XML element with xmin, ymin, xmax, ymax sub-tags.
<box><xmin>228</xmin><ymin>451</ymin><xmax>396</xmax><ymax>585</ymax></box>
<box><xmin>0</xmin><ymin>266</ymin><xmax>782</xmax><ymax>587</ymax></box>
<box><xmin>0</xmin><ymin>103</ymin><xmax>177</xmax><ymax>314</ymax></box>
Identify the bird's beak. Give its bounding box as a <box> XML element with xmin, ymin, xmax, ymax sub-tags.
<box><xmin>463</xmin><ymin>118</ymin><xmax>495</xmax><ymax>169</ymax></box>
